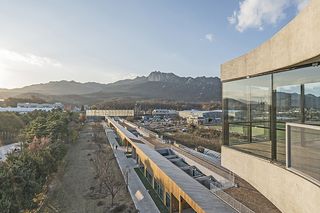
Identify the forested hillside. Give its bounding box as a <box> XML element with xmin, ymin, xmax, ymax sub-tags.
<box><xmin>0</xmin><ymin>110</ymin><xmax>80</xmax><ymax>212</ymax></box>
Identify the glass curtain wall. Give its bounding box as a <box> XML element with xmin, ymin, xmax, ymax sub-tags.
<box><xmin>223</xmin><ymin>75</ymin><xmax>272</xmax><ymax>159</ymax></box>
<box><xmin>223</xmin><ymin>64</ymin><xmax>320</xmax><ymax>163</ymax></box>
<box><xmin>274</xmin><ymin>66</ymin><xmax>320</xmax><ymax>162</ymax></box>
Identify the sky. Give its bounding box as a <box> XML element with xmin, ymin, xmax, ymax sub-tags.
<box><xmin>0</xmin><ymin>0</ymin><xmax>310</xmax><ymax>89</ymax></box>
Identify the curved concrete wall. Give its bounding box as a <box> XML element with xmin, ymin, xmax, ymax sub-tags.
<box><xmin>221</xmin><ymin>146</ymin><xmax>320</xmax><ymax>213</ymax></box>
<box><xmin>221</xmin><ymin>0</ymin><xmax>320</xmax><ymax>81</ymax></box>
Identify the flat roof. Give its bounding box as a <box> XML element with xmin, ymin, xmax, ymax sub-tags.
<box><xmin>110</xmin><ymin>119</ymin><xmax>138</xmax><ymax>140</ymax></box>
<box><xmin>107</xmin><ymin>118</ymin><xmax>234</xmax><ymax>213</ymax></box>
<box><xmin>134</xmin><ymin>142</ymin><xmax>235</xmax><ymax>213</ymax></box>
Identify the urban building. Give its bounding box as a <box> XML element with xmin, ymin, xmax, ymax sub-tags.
<box><xmin>152</xmin><ymin>109</ymin><xmax>178</xmax><ymax>118</ymax></box>
<box><xmin>106</xmin><ymin>117</ymin><xmax>235</xmax><ymax>213</ymax></box>
<box><xmin>221</xmin><ymin>1</ymin><xmax>320</xmax><ymax>212</ymax></box>
<box><xmin>17</xmin><ymin>102</ymin><xmax>64</xmax><ymax>109</ymax></box>
<box><xmin>0</xmin><ymin>102</ymin><xmax>64</xmax><ymax>113</ymax></box>
<box><xmin>86</xmin><ymin>109</ymin><xmax>135</xmax><ymax>118</ymax></box>
<box><xmin>179</xmin><ymin>110</ymin><xmax>221</xmax><ymax>125</ymax></box>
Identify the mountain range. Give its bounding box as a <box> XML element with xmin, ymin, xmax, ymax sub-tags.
<box><xmin>0</xmin><ymin>71</ymin><xmax>222</xmax><ymax>104</ymax></box>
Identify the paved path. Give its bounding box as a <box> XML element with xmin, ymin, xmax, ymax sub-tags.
<box><xmin>103</xmin><ymin>123</ymin><xmax>160</xmax><ymax>213</ymax></box>
<box><xmin>43</xmin><ymin>125</ymin><xmax>105</xmax><ymax>213</ymax></box>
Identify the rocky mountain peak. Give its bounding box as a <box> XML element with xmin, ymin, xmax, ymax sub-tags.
<box><xmin>147</xmin><ymin>71</ymin><xmax>180</xmax><ymax>82</ymax></box>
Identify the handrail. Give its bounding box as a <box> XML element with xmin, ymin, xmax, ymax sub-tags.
<box><xmin>286</xmin><ymin>122</ymin><xmax>320</xmax><ymax>186</ymax></box>
<box><xmin>286</xmin><ymin>122</ymin><xmax>320</xmax><ymax>131</ymax></box>
<box><xmin>210</xmin><ymin>184</ymin><xmax>254</xmax><ymax>213</ymax></box>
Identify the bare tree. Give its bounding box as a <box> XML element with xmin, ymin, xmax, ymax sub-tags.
<box><xmin>92</xmin><ymin>147</ymin><xmax>124</xmax><ymax>206</ymax></box>
<box><xmin>103</xmin><ymin>163</ymin><xmax>124</xmax><ymax>206</ymax></box>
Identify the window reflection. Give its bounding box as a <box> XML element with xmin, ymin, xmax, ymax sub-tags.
<box><xmin>305</xmin><ymin>82</ymin><xmax>320</xmax><ymax>125</ymax></box>
<box><xmin>224</xmin><ymin>75</ymin><xmax>271</xmax><ymax>159</ymax></box>
<box><xmin>223</xmin><ymin>64</ymin><xmax>320</xmax><ymax>163</ymax></box>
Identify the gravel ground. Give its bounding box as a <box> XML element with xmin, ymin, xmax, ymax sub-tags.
<box><xmin>41</xmin><ymin>123</ymin><xmax>135</xmax><ymax>213</ymax></box>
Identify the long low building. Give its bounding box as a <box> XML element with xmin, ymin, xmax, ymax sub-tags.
<box><xmin>17</xmin><ymin>102</ymin><xmax>63</xmax><ymax>109</ymax></box>
<box><xmin>86</xmin><ymin>109</ymin><xmax>134</xmax><ymax>117</ymax></box>
<box><xmin>0</xmin><ymin>107</ymin><xmax>54</xmax><ymax>113</ymax></box>
<box><xmin>0</xmin><ymin>102</ymin><xmax>64</xmax><ymax>113</ymax></box>
<box><xmin>106</xmin><ymin>117</ymin><xmax>235</xmax><ymax>213</ymax></box>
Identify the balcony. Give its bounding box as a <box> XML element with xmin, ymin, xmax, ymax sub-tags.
<box><xmin>286</xmin><ymin>123</ymin><xmax>320</xmax><ymax>185</ymax></box>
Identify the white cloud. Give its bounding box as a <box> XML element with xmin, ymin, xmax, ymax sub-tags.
<box><xmin>227</xmin><ymin>11</ymin><xmax>237</xmax><ymax>25</ymax></box>
<box><xmin>0</xmin><ymin>49</ymin><xmax>61</xmax><ymax>67</ymax></box>
<box><xmin>296</xmin><ymin>0</ymin><xmax>309</xmax><ymax>12</ymax></box>
<box><xmin>0</xmin><ymin>49</ymin><xmax>63</xmax><ymax>88</ymax></box>
<box><xmin>229</xmin><ymin>0</ymin><xmax>310</xmax><ymax>32</ymax></box>
<box><xmin>205</xmin><ymin>33</ymin><xmax>214</xmax><ymax>43</ymax></box>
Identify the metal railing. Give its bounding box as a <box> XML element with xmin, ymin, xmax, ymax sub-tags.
<box><xmin>171</xmin><ymin>144</ymin><xmax>233</xmax><ymax>182</ymax></box>
<box><xmin>210</xmin><ymin>184</ymin><xmax>254</xmax><ymax>213</ymax></box>
<box><xmin>286</xmin><ymin>122</ymin><xmax>320</xmax><ymax>185</ymax></box>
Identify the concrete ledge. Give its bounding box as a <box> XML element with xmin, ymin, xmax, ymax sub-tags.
<box><xmin>221</xmin><ymin>146</ymin><xmax>320</xmax><ymax>213</ymax></box>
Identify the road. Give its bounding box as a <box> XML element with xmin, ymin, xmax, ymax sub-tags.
<box><xmin>0</xmin><ymin>142</ymin><xmax>21</xmax><ymax>161</ymax></box>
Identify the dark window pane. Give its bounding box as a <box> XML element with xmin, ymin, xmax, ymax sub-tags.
<box><xmin>305</xmin><ymin>82</ymin><xmax>320</xmax><ymax>125</ymax></box>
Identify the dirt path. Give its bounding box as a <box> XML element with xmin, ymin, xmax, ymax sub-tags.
<box><xmin>42</xmin><ymin>123</ymin><xmax>134</xmax><ymax>213</ymax></box>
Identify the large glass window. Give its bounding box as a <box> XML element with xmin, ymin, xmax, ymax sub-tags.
<box><xmin>274</xmin><ymin>65</ymin><xmax>320</xmax><ymax>163</ymax></box>
<box><xmin>165</xmin><ymin>192</ymin><xmax>170</xmax><ymax>209</ymax></box>
<box><xmin>223</xmin><ymin>75</ymin><xmax>272</xmax><ymax>159</ymax></box>
<box><xmin>223</xmin><ymin>64</ymin><xmax>320</xmax><ymax>164</ymax></box>
<box><xmin>154</xmin><ymin>180</ymin><xmax>164</xmax><ymax>201</ymax></box>
<box><xmin>146</xmin><ymin>169</ymin><xmax>153</xmax><ymax>184</ymax></box>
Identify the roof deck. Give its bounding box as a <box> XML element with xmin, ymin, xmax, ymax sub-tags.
<box><xmin>106</xmin><ymin>117</ymin><xmax>235</xmax><ymax>213</ymax></box>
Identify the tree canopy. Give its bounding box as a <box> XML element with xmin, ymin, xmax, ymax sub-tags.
<box><xmin>0</xmin><ymin>110</ymin><xmax>80</xmax><ymax>212</ymax></box>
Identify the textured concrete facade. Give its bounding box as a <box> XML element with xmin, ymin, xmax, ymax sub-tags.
<box><xmin>221</xmin><ymin>146</ymin><xmax>320</xmax><ymax>213</ymax></box>
<box><xmin>221</xmin><ymin>1</ymin><xmax>320</xmax><ymax>212</ymax></box>
<box><xmin>221</xmin><ymin>0</ymin><xmax>320</xmax><ymax>81</ymax></box>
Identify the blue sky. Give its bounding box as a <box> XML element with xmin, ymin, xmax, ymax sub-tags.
<box><xmin>0</xmin><ymin>0</ymin><xmax>309</xmax><ymax>88</ymax></box>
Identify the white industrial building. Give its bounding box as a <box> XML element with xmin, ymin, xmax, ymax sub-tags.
<box><xmin>152</xmin><ymin>109</ymin><xmax>178</xmax><ymax>117</ymax></box>
<box><xmin>86</xmin><ymin>109</ymin><xmax>135</xmax><ymax>117</ymax></box>
<box><xmin>179</xmin><ymin>110</ymin><xmax>222</xmax><ymax>125</ymax></box>
<box><xmin>17</xmin><ymin>102</ymin><xmax>64</xmax><ymax>109</ymax></box>
<box><xmin>0</xmin><ymin>102</ymin><xmax>64</xmax><ymax>113</ymax></box>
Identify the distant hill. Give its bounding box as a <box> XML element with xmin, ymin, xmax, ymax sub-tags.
<box><xmin>0</xmin><ymin>81</ymin><xmax>106</xmax><ymax>97</ymax></box>
<box><xmin>0</xmin><ymin>71</ymin><xmax>222</xmax><ymax>104</ymax></box>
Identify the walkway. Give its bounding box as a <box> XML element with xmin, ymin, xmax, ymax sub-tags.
<box><xmin>41</xmin><ymin>123</ymin><xmax>134</xmax><ymax>212</ymax></box>
<box><xmin>103</xmin><ymin>124</ymin><xmax>160</xmax><ymax>213</ymax></box>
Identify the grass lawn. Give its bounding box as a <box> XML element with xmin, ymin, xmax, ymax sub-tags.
<box><xmin>134</xmin><ymin>168</ymin><xmax>169</xmax><ymax>213</ymax></box>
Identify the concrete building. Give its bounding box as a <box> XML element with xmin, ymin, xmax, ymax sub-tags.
<box><xmin>106</xmin><ymin>117</ymin><xmax>235</xmax><ymax>213</ymax></box>
<box><xmin>152</xmin><ymin>109</ymin><xmax>178</xmax><ymax>118</ymax></box>
<box><xmin>17</xmin><ymin>102</ymin><xmax>64</xmax><ymax>109</ymax></box>
<box><xmin>221</xmin><ymin>1</ymin><xmax>320</xmax><ymax>212</ymax></box>
<box><xmin>0</xmin><ymin>102</ymin><xmax>64</xmax><ymax>113</ymax></box>
<box><xmin>0</xmin><ymin>107</ymin><xmax>53</xmax><ymax>113</ymax></box>
<box><xmin>179</xmin><ymin>110</ymin><xmax>222</xmax><ymax>125</ymax></box>
<box><xmin>86</xmin><ymin>109</ymin><xmax>134</xmax><ymax>117</ymax></box>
